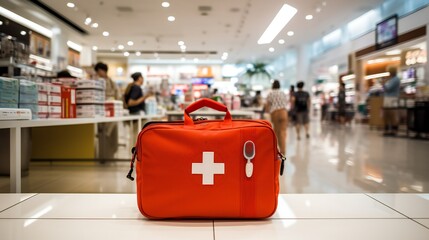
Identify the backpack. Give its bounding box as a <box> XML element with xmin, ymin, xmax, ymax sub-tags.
<box><xmin>294</xmin><ymin>91</ymin><xmax>309</xmax><ymax>112</ymax></box>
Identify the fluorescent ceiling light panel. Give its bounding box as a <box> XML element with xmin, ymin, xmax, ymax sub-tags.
<box><xmin>67</xmin><ymin>40</ymin><xmax>82</xmax><ymax>52</ymax></box>
<box><xmin>0</xmin><ymin>6</ymin><xmax>53</xmax><ymax>38</ymax></box>
<box><xmin>385</xmin><ymin>49</ymin><xmax>401</xmax><ymax>55</ymax></box>
<box><xmin>365</xmin><ymin>72</ymin><xmax>390</xmax><ymax>80</ymax></box>
<box><xmin>257</xmin><ymin>4</ymin><xmax>297</xmax><ymax>45</ymax></box>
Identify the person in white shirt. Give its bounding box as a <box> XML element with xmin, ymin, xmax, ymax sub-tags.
<box><xmin>265</xmin><ymin>80</ymin><xmax>288</xmax><ymax>155</ymax></box>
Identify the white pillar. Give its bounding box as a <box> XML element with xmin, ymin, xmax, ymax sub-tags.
<box><xmin>50</xmin><ymin>27</ymin><xmax>69</xmax><ymax>71</ymax></box>
<box><xmin>80</xmin><ymin>46</ymin><xmax>96</xmax><ymax>67</ymax></box>
<box><xmin>296</xmin><ymin>44</ymin><xmax>311</xmax><ymax>90</ymax></box>
<box><xmin>425</xmin><ymin>24</ymin><xmax>429</xmax><ymax>85</ymax></box>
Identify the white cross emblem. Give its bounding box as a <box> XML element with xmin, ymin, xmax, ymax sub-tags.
<box><xmin>192</xmin><ymin>152</ymin><xmax>225</xmax><ymax>185</ymax></box>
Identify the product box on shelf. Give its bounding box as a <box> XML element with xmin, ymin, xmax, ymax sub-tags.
<box><xmin>76</xmin><ymin>104</ymin><xmax>105</xmax><ymax>118</ymax></box>
<box><xmin>38</xmin><ymin>105</ymin><xmax>49</xmax><ymax>119</ymax></box>
<box><xmin>0</xmin><ymin>103</ymin><xmax>18</xmax><ymax>108</ymax></box>
<box><xmin>105</xmin><ymin>100</ymin><xmax>123</xmax><ymax>117</ymax></box>
<box><xmin>19</xmin><ymin>79</ymin><xmax>38</xmax><ymax>94</ymax></box>
<box><xmin>19</xmin><ymin>92</ymin><xmax>39</xmax><ymax>104</ymax></box>
<box><xmin>37</xmin><ymin>82</ymin><xmax>50</xmax><ymax>94</ymax></box>
<box><xmin>76</xmin><ymin>80</ymin><xmax>106</xmax><ymax>90</ymax></box>
<box><xmin>76</xmin><ymin>89</ymin><xmax>105</xmax><ymax>98</ymax></box>
<box><xmin>61</xmin><ymin>85</ymin><xmax>76</xmax><ymax>118</ymax></box>
<box><xmin>38</xmin><ymin>93</ymin><xmax>48</xmax><ymax>105</ymax></box>
<box><xmin>0</xmin><ymin>77</ymin><xmax>19</xmax><ymax>91</ymax></box>
<box><xmin>49</xmin><ymin>84</ymin><xmax>62</xmax><ymax>96</ymax></box>
<box><xmin>19</xmin><ymin>103</ymin><xmax>38</xmax><ymax>119</ymax></box>
<box><xmin>48</xmin><ymin>105</ymin><xmax>61</xmax><ymax>119</ymax></box>
<box><xmin>55</xmin><ymin>78</ymin><xmax>78</xmax><ymax>87</ymax></box>
<box><xmin>48</xmin><ymin>95</ymin><xmax>62</xmax><ymax>106</ymax></box>
<box><xmin>0</xmin><ymin>90</ymin><xmax>19</xmax><ymax>103</ymax></box>
<box><xmin>0</xmin><ymin>108</ymin><xmax>32</xmax><ymax>120</ymax></box>
<box><xmin>76</xmin><ymin>95</ymin><xmax>105</xmax><ymax>104</ymax></box>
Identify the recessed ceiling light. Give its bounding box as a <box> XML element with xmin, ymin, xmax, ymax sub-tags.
<box><xmin>278</xmin><ymin>39</ymin><xmax>285</xmax><ymax>44</ymax></box>
<box><xmin>154</xmin><ymin>52</ymin><xmax>159</xmax><ymax>57</ymax></box>
<box><xmin>316</xmin><ymin>7</ymin><xmax>322</xmax><ymax>13</ymax></box>
<box><xmin>124</xmin><ymin>52</ymin><xmax>129</xmax><ymax>56</ymax></box>
<box><xmin>0</xmin><ymin>21</ymin><xmax>3</xmax><ymax>25</ymax></box>
<box><xmin>111</xmin><ymin>48</ymin><xmax>115</xmax><ymax>52</ymax></box>
<box><xmin>92</xmin><ymin>46</ymin><xmax>98</xmax><ymax>51</ymax></box>
<box><xmin>178</xmin><ymin>41</ymin><xmax>184</xmax><ymax>46</ymax></box>
<box><xmin>102</xmin><ymin>31</ymin><xmax>109</xmax><ymax>36</ymax></box>
<box><xmin>322</xmin><ymin>1</ymin><xmax>327</xmax><ymax>6</ymax></box>
<box><xmin>85</xmin><ymin>17</ymin><xmax>92</xmax><ymax>25</ymax></box>
<box><xmin>135</xmin><ymin>51</ymin><xmax>141</xmax><ymax>56</ymax></box>
<box><xmin>20</xmin><ymin>31</ymin><xmax>26</xmax><ymax>36</ymax></box>
<box><xmin>194</xmin><ymin>58</ymin><xmax>199</xmax><ymax>63</ymax></box>
<box><xmin>118</xmin><ymin>44</ymin><xmax>124</xmax><ymax>50</ymax></box>
<box><xmin>180</xmin><ymin>45</ymin><xmax>186</xmax><ymax>50</ymax></box>
<box><xmin>305</xmin><ymin>15</ymin><xmax>313</xmax><ymax>20</ymax></box>
<box><xmin>269</xmin><ymin>47</ymin><xmax>275</xmax><ymax>52</ymax></box>
<box><xmin>181</xmin><ymin>49</ymin><xmax>186</xmax><ymax>52</ymax></box>
<box><xmin>168</xmin><ymin>16</ymin><xmax>175</xmax><ymax>22</ymax></box>
<box><xmin>7</xmin><ymin>36</ymin><xmax>12</xmax><ymax>40</ymax></box>
<box><xmin>257</xmin><ymin>4</ymin><xmax>297</xmax><ymax>44</ymax></box>
<box><xmin>127</xmin><ymin>41</ymin><xmax>134</xmax><ymax>46</ymax></box>
<box><xmin>67</xmin><ymin>2</ymin><xmax>75</xmax><ymax>8</ymax></box>
<box><xmin>287</xmin><ymin>31</ymin><xmax>294</xmax><ymax>36</ymax></box>
<box><xmin>91</xmin><ymin>23</ymin><xmax>98</xmax><ymax>28</ymax></box>
<box><xmin>162</xmin><ymin>2</ymin><xmax>170</xmax><ymax>8</ymax></box>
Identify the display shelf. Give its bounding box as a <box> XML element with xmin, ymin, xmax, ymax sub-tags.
<box><xmin>0</xmin><ymin>115</ymin><xmax>164</xmax><ymax>129</ymax></box>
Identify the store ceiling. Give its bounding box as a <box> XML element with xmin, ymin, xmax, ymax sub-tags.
<box><xmin>9</xmin><ymin>0</ymin><xmax>384</xmax><ymax>63</ymax></box>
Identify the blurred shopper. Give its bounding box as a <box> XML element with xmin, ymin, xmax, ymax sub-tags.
<box><xmin>383</xmin><ymin>67</ymin><xmax>400</xmax><ymax>136</ymax></box>
<box><xmin>293</xmin><ymin>81</ymin><xmax>310</xmax><ymax>140</ymax></box>
<box><xmin>94</xmin><ymin>62</ymin><xmax>119</xmax><ymax>161</ymax></box>
<box><xmin>211</xmin><ymin>88</ymin><xmax>223</xmax><ymax>103</ymax></box>
<box><xmin>252</xmin><ymin>90</ymin><xmax>263</xmax><ymax>107</ymax></box>
<box><xmin>338</xmin><ymin>82</ymin><xmax>346</xmax><ymax>125</ymax></box>
<box><xmin>266</xmin><ymin>80</ymin><xmax>288</xmax><ymax>155</ymax></box>
<box><xmin>288</xmin><ymin>85</ymin><xmax>296</xmax><ymax>125</ymax></box>
<box><xmin>94</xmin><ymin>62</ymin><xmax>120</xmax><ymax>100</ymax></box>
<box><xmin>124</xmin><ymin>72</ymin><xmax>152</xmax><ymax>115</ymax></box>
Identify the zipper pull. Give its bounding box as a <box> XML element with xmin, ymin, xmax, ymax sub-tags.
<box><xmin>243</xmin><ymin>141</ymin><xmax>255</xmax><ymax>178</ymax></box>
<box><xmin>126</xmin><ymin>147</ymin><xmax>137</xmax><ymax>181</ymax></box>
<box><xmin>278</xmin><ymin>152</ymin><xmax>286</xmax><ymax>176</ymax></box>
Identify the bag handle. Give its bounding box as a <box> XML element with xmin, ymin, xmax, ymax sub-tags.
<box><xmin>184</xmin><ymin>98</ymin><xmax>232</xmax><ymax>125</ymax></box>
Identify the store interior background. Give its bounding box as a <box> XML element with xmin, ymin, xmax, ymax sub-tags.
<box><xmin>1</xmin><ymin>0</ymin><xmax>429</xmax><ymax>194</ymax></box>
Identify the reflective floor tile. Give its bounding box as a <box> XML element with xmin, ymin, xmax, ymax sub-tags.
<box><xmin>0</xmin><ymin>194</ymin><xmax>36</xmax><ymax>212</ymax></box>
<box><xmin>368</xmin><ymin>194</ymin><xmax>429</xmax><ymax>218</ymax></box>
<box><xmin>0</xmin><ymin>219</ymin><xmax>213</xmax><ymax>240</ymax></box>
<box><xmin>415</xmin><ymin>219</ymin><xmax>429</xmax><ymax>229</ymax></box>
<box><xmin>214</xmin><ymin>219</ymin><xmax>429</xmax><ymax>240</ymax></box>
<box><xmin>0</xmin><ymin>194</ymin><xmax>142</xmax><ymax>219</ymax></box>
<box><xmin>272</xmin><ymin>194</ymin><xmax>404</xmax><ymax>219</ymax></box>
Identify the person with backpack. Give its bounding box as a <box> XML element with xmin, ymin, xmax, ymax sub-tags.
<box><xmin>293</xmin><ymin>81</ymin><xmax>311</xmax><ymax>140</ymax></box>
<box><xmin>124</xmin><ymin>72</ymin><xmax>152</xmax><ymax>115</ymax></box>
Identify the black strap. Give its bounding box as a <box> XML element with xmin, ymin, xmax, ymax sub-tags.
<box><xmin>126</xmin><ymin>147</ymin><xmax>136</xmax><ymax>181</ymax></box>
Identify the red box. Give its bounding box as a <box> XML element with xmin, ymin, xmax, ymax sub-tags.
<box><xmin>61</xmin><ymin>86</ymin><xmax>76</xmax><ymax>118</ymax></box>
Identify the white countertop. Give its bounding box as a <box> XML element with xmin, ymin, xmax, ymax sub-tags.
<box><xmin>0</xmin><ymin>115</ymin><xmax>164</xmax><ymax>129</ymax></box>
<box><xmin>0</xmin><ymin>193</ymin><xmax>428</xmax><ymax>239</ymax></box>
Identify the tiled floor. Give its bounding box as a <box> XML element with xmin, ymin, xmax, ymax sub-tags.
<box><xmin>1</xmin><ymin>121</ymin><xmax>429</xmax><ymax>193</ymax></box>
<box><xmin>0</xmin><ymin>194</ymin><xmax>428</xmax><ymax>240</ymax></box>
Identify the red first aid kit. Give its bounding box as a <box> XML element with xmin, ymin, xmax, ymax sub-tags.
<box><xmin>127</xmin><ymin>98</ymin><xmax>285</xmax><ymax>219</ymax></box>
